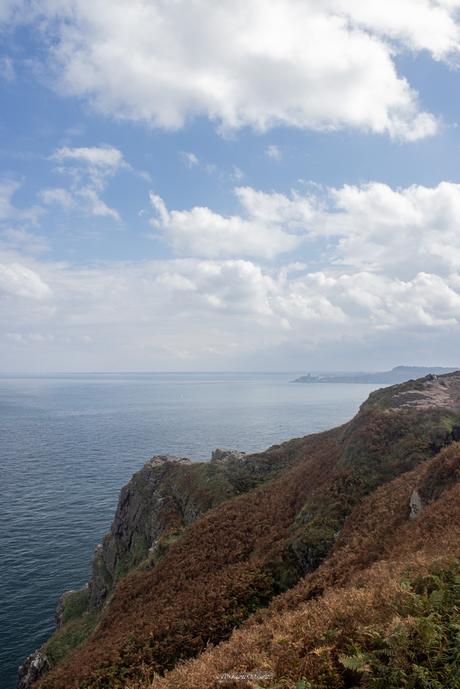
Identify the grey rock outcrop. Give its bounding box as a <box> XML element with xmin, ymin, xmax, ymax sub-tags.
<box><xmin>147</xmin><ymin>454</ymin><xmax>191</xmax><ymax>467</ymax></box>
<box><xmin>211</xmin><ymin>448</ymin><xmax>246</xmax><ymax>463</ymax></box>
<box><xmin>409</xmin><ymin>489</ymin><xmax>424</xmax><ymax>519</ymax></box>
<box><xmin>88</xmin><ymin>454</ymin><xmax>197</xmax><ymax>608</ymax></box>
<box><xmin>18</xmin><ymin>651</ymin><xmax>51</xmax><ymax>689</ymax></box>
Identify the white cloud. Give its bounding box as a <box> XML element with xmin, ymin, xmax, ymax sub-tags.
<box><xmin>0</xmin><ymin>180</ymin><xmax>20</xmax><ymax>220</ymax></box>
<box><xmin>318</xmin><ymin>181</ymin><xmax>460</xmax><ymax>277</ymax></box>
<box><xmin>0</xmin><ymin>178</ymin><xmax>43</xmax><ymax>225</ymax></box>
<box><xmin>40</xmin><ymin>187</ymin><xmax>75</xmax><ymax>209</ymax></box>
<box><xmin>154</xmin><ymin>259</ymin><xmax>275</xmax><ymax>316</ymax></box>
<box><xmin>230</xmin><ymin>166</ymin><xmax>245</xmax><ymax>181</ymax></box>
<box><xmin>77</xmin><ymin>186</ymin><xmax>120</xmax><ymax>220</ymax></box>
<box><xmin>0</xmin><ymin>262</ymin><xmax>51</xmax><ymax>299</ymax></box>
<box><xmin>7</xmin><ymin>0</ymin><xmax>458</xmax><ymax>139</ymax></box>
<box><xmin>149</xmin><ymin>187</ymin><xmax>312</xmax><ymax>259</ymax></box>
<box><xmin>332</xmin><ymin>0</ymin><xmax>460</xmax><ymax>61</ymax></box>
<box><xmin>51</xmin><ymin>145</ymin><xmax>124</xmax><ymax>171</ymax></box>
<box><xmin>3</xmin><ymin>172</ymin><xmax>460</xmax><ymax>368</ymax></box>
<box><xmin>45</xmin><ymin>145</ymin><xmax>124</xmax><ymax>220</ymax></box>
<box><xmin>1</xmin><ymin>252</ymin><xmax>460</xmax><ymax>371</ymax></box>
<box><xmin>0</xmin><ymin>56</ymin><xmax>15</xmax><ymax>81</ymax></box>
<box><xmin>1</xmin><ymin>227</ymin><xmax>49</xmax><ymax>254</ymax></box>
<box><xmin>276</xmin><ymin>270</ymin><xmax>460</xmax><ymax>329</ymax></box>
<box><xmin>152</xmin><ymin>180</ymin><xmax>460</xmax><ymax>274</ymax></box>
<box><xmin>266</xmin><ymin>145</ymin><xmax>282</xmax><ymax>161</ymax></box>
<box><xmin>180</xmin><ymin>151</ymin><xmax>199</xmax><ymax>168</ymax></box>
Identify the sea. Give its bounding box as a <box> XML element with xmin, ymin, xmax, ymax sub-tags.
<box><xmin>0</xmin><ymin>372</ymin><xmax>381</xmax><ymax>688</ymax></box>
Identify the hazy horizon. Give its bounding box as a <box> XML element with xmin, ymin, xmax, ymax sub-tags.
<box><xmin>0</xmin><ymin>364</ymin><xmax>459</xmax><ymax>376</ymax></box>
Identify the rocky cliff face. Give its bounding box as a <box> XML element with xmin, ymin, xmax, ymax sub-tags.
<box><xmin>18</xmin><ymin>442</ymin><xmax>303</xmax><ymax>688</ymax></box>
<box><xmin>18</xmin><ymin>652</ymin><xmax>50</xmax><ymax>689</ymax></box>
<box><xmin>88</xmin><ymin>445</ymin><xmax>305</xmax><ymax>610</ymax></box>
<box><xmin>20</xmin><ymin>372</ymin><xmax>460</xmax><ymax>689</ymax></box>
<box><xmin>89</xmin><ymin>455</ymin><xmax>194</xmax><ymax>609</ymax></box>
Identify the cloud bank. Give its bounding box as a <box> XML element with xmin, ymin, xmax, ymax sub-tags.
<box><xmin>4</xmin><ymin>0</ymin><xmax>460</xmax><ymax>138</ymax></box>
<box><xmin>148</xmin><ymin>181</ymin><xmax>460</xmax><ymax>278</ymax></box>
<box><xmin>2</xmin><ymin>180</ymin><xmax>460</xmax><ymax>369</ymax></box>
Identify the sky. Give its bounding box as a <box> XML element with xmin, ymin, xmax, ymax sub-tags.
<box><xmin>1</xmin><ymin>1</ymin><xmax>460</xmax><ymax>372</ymax></box>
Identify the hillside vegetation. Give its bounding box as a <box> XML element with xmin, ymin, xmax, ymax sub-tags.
<box><xmin>27</xmin><ymin>372</ymin><xmax>460</xmax><ymax>689</ymax></box>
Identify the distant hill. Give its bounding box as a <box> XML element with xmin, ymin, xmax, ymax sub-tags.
<box><xmin>292</xmin><ymin>365</ymin><xmax>459</xmax><ymax>384</ymax></box>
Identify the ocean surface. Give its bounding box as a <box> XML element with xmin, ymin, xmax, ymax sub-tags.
<box><xmin>0</xmin><ymin>372</ymin><xmax>381</xmax><ymax>688</ymax></box>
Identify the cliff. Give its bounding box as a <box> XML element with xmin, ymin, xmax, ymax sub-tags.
<box><xmin>18</xmin><ymin>441</ymin><xmax>309</xmax><ymax>687</ymax></box>
<box><xmin>19</xmin><ymin>372</ymin><xmax>460</xmax><ymax>689</ymax></box>
<box><xmin>88</xmin><ymin>445</ymin><xmax>307</xmax><ymax>609</ymax></box>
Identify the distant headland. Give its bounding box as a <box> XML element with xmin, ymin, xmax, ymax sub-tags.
<box><xmin>292</xmin><ymin>365</ymin><xmax>459</xmax><ymax>384</ymax></box>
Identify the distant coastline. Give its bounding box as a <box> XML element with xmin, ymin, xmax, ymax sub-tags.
<box><xmin>292</xmin><ymin>365</ymin><xmax>459</xmax><ymax>384</ymax></box>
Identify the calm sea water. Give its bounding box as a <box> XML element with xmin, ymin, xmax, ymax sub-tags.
<box><xmin>0</xmin><ymin>373</ymin><xmax>380</xmax><ymax>688</ymax></box>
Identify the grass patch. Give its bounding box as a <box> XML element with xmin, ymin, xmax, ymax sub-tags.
<box><xmin>60</xmin><ymin>589</ymin><xmax>90</xmax><ymax>625</ymax></box>
<box><xmin>44</xmin><ymin>611</ymin><xmax>99</xmax><ymax>667</ymax></box>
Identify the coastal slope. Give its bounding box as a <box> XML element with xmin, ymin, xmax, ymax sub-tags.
<box><xmin>22</xmin><ymin>372</ymin><xmax>460</xmax><ymax>689</ymax></box>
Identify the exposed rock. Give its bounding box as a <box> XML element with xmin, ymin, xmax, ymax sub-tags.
<box><xmin>147</xmin><ymin>455</ymin><xmax>192</xmax><ymax>467</ymax></box>
<box><xmin>390</xmin><ymin>374</ymin><xmax>459</xmax><ymax>410</ymax></box>
<box><xmin>409</xmin><ymin>489</ymin><xmax>424</xmax><ymax>519</ymax></box>
<box><xmin>88</xmin><ymin>543</ymin><xmax>109</xmax><ymax>609</ymax></box>
<box><xmin>211</xmin><ymin>448</ymin><xmax>246</xmax><ymax>463</ymax></box>
<box><xmin>17</xmin><ymin>651</ymin><xmax>51</xmax><ymax>689</ymax></box>
<box><xmin>88</xmin><ymin>453</ymin><xmax>230</xmax><ymax>608</ymax></box>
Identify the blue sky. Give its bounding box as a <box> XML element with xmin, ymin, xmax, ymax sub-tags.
<box><xmin>2</xmin><ymin>1</ymin><xmax>460</xmax><ymax>372</ymax></box>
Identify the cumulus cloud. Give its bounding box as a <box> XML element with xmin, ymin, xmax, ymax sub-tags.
<box><xmin>276</xmin><ymin>270</ymin><xmax>460</xmax><ymax>329</ymax></box>
<box><xmin>333</xmin><ymin>0</ymin><xmax>460</xmax><ymax>60</ymax></box>
<box><xmin>149</xmin><ymin>187</ymin><xmax>315</xmax><ymax>259</ymax></box>
<box><xmin>151</xmin><ymin>180</ymin><xmax>460</xmax><ymax>277</ymax></box>
<box><xmin>2</xmin><ymin>169</ymin><xmax>460</xmax><ymax>367</ymax></box>
<box><xmin>1</xmin><ymin>252</ymin><xmax>460</xmax><ymax>371</ymax></box>
<box><xmin>318</xmin><ymin>181</ymin><xmax>460</xmax><ymax>277</ymax></box>
<box><xmin>5</xmin><ymin>0</ymin><xmax>458</xmax><ymax>139</ymax></box>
